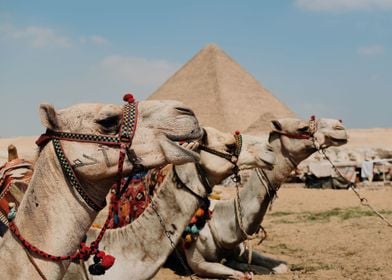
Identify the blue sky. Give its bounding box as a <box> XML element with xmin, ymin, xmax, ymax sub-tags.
<box><xmin>1</xmin><ymin>0</ymin><xmax>391</xmax><ymax>137</ymax></box>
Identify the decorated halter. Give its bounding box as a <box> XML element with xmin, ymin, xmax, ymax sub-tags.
<box><xmin>198</xmin><ymin>130</ymin><xmax>242</xmax><ymax>162</ymax></box>
<box><xmin>182</xmin><ymin>130</ymin><xmax>243</xmax><ymax>249</ymax></box>
<box><xmin>272</xmin><ymin>115</ymin><xmax>317</xmax><ymax>140</ymax></box>
<box><xmin>8</xmin><ymin>93</ymin><xmax>139</xmax><ymax>277</ymax></box>
<box><xmin>35</xmin><ymin>93</ymin><xmax>138</xmax><ymax>210</ymax></box>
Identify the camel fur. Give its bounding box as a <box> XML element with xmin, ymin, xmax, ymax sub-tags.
<box><xmin>0</xmin><ymin>100</ymin><xmax>203</xmax><ymax>280</ymax></box>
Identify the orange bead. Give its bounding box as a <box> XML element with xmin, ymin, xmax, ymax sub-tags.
<box><xmin>195</xmin><ymin>208</ymin><xmax>205</xmax><ymax>217</ymax></box>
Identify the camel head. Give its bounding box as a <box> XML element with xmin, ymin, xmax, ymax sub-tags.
<box><xmin>313</xmin><ymin>118</ymin><xmax>349</xmax><ymax>148</ymax></box>
<box><xmin>199</xmin><ymin>127</ymin><xmax>275</xmax><ymax>181</ymax></box>
<box><xmin>269</xmin><ymin>117</ymin><xmax>348</xmax><ymax>163</ymax></box>
<box><xmin>39</xmin><ymin>100</ymin><xmax>203</xmax><ymax>185</ymax></box>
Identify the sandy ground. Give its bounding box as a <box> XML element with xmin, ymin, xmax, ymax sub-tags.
<box><xmin>154</xmin><ymin>183</ymin><xmax>392</xmax><ymax>280</ymax></box>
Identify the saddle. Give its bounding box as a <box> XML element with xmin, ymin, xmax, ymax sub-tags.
<box><xmin>109</xmin><ymin>164</ymin><xmax>172</xmax><ymax>228</ymax></box>
<box><xmin>0</xmin><ymin>158</ymin><xmax>34</xmax><ymax>228</ymax></box>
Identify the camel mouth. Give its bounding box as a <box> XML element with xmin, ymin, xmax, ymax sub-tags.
<box><xmin>163</xmin><ymin>128</ymin><xmax>203</xmax><ymax>162</ymax></box>
<box><xmin>331</xmin><ymin>137</ymin><xmax>348</xmax><ymax>145</ymax></box>
<box><xmin>328</xmin><ymin>133</ymin><xmax>348</xmax><ymax>146</ymax></box>
<box><xmin>161</xmin><ymin>137</ymin><xmax>201</xmax><ymax>162</ymax></box>
<box><xmin>259</xmin><ymin>145</ymin><xmax>276</xmax><ymax>168</ymax></box>
<box><xmin>175</xmin><ymin>142</ymin><xmax>201</xmax><ymax>160</ymax></box>
<box><xmin>260</xmin><ymin>156</ymin><xmax>275</xmax><ymax>169</ymax></box>
<box><xmin>165</xmin><ymin>127</ymin><xmax>203</xmax><ymax>142</ymax></box>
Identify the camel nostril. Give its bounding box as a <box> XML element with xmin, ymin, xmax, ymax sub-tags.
<box><xmin>266</xmin><ymin>144</ymin><xmax>273</xmax><ymax>152</ymax></box>
<box><xmin>175</xmin><ymin>107</ymin><xmax>195</xmax><ymax>116</ymax></box>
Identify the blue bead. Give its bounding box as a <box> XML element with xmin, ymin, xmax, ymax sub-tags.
<box><xmin>191</xmin><ymin>225</ymin><xmax>199</xmax><ymax>234</ymax></box>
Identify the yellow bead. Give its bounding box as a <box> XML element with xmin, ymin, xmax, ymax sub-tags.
<box><xmin>185</xmin><ymin>234</ymin><xmax>193</xmax><ymax>243</ymax></box>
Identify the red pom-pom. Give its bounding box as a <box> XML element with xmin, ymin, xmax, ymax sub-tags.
<box><xmin>101</xmin><ymin>254</ymin><xmax>115</xmax><ymax>269</ymax></box>
<box><xmin>123</xmin><ymin>93</ymin><xmax>135</xmax><ymax>103</ymax></box>
<box><xmin>234</xmin><ymin>130</ymin><xmax>240</xmax><ymax>135</ymax></box>
<box><xmin>310</xmin><ymin>115</ymin><xmax>315</xmax><ymax>121</ymax></box>
<box><xmin>96</xmin><ymin>251</ymin><xmax>106</xmax><ymax>259</ymax></box>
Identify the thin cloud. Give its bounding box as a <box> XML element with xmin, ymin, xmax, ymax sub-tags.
<box><xmin>0</xmin><ymin>24</ymin><xmax>72</xmax><ymax>48</ymax></box>
<box><xmin>295</xmin><ymin>0</ymin><xmax>392</xmax><ymax>12</ymax></box>
<box><xmin>100</xmin><ymin>55</ymin><xmax>180</xmax><ymax>87</ymax></box>
<box><xmin>80</xmin><ymin>35</ymin><xmax>109</xmax><ymax>45</ymax></box>
<box><xmin>357</xmin><ymin>44</ymin><xmax>385</xmax><ymax>56</ymax></box>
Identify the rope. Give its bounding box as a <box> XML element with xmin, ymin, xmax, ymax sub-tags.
<box><xmin>316</xmin><ymin>144</ymin><xmax>392</xmax><ymax>228</ymax></box>
<box><xmin>23</xmin><ymin>247</ymin><xmax>48</xmax><ymax>280</ymax></box>
<box><xmin>150</xmin><ymin>199</ymin><xmax>196</xmax><ymax>280</ymax></box>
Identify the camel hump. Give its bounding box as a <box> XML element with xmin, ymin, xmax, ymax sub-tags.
<box><xmin>8</xmin><ymin>144</ymin><xmax>19</xmax><ymax>162</ymax></box>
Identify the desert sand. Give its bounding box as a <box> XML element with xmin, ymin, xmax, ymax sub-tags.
<box><xmin>154</xmin><ymin>183</ymin><xmax>392</xmax><ymax>280</ymax></box>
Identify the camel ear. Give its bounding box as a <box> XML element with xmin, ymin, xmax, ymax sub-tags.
<box><xmin>271</xmin><ymin>120</ymin><xmax>282</xmax><ymax>131</ymax></box>
<box><xmin>39</xmin><ymin>103</ymin><xmax>60</xmax><ymax>131</ymax></box>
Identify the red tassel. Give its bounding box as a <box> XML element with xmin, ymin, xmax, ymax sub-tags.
<box><xmin>101</xmin><ymin>254</ymin><xmax>115</xmax><ymax>269</ymax></box>
<box><xmin>123</xmin><ymin>93</ymin><xmax>135</xmax><ymax>103</ymax></box>
<box><xmin>234</xmin><ymin>130</ymin><xmax>240</xmax><ymax>135</ymax></box>
<box><xmin>310</xmin><ymin>115</ymin><xmax>315</xmax><ymax>121</ymax></box>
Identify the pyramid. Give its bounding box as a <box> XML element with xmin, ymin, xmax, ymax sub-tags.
<box><xmin>148</xmin><ymin>44</ymin><xmax>296</xmax><ymax>133</ymax></box>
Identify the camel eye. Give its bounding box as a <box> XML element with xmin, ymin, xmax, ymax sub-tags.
<box><xmin>225</xmin><ymin>143</ymin><xmax>237</xmax><ymax>153</ymax></box>
<box><xmin>96</xmin><ymin>116</ymin><xmax>120</xmax><ymax>132</ymax></box>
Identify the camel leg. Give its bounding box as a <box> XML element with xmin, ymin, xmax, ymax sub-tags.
<box><xmin>233</xmin><ymin>249</ymin><xmax>289</xmax><ymax>274</ymax></box>
<box><xmin>225</xmin><ymin>259</ymin><xmax>272</xmax><ymax>275</ymax></box>
<box><xmin>185</xmin><ymin>244</ymin><xmax>251</xmax><ymax>279</ymax></box>
<box><xmin>193</xmin><ymin>261</ymin><xmax>253</xmax><ymax>279</ymax></box>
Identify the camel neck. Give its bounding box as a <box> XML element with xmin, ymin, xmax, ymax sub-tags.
<box><xmin>211</xmin><ymin>138</ymin><xmax>314</xmax><ymax>247</ymax></box>
<box><xmin>85</xmin><ymin>163</ymin><xmax>209</xmax><ymax>280</ymax></box>
<box><xmin>0</xmin><ymin>144</ymin><xmax>99</xmax><ymax>280</ymax></box>
<box><xmin>236</xmin><ymin>139</ymin><xmax>315</xmax><ymax>237</ymax></box>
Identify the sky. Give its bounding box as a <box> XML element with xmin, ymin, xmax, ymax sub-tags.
<box><xmin>1</xmin><ymin>0</ymin><xmax>391</xmax><ymax>137</ymax></box>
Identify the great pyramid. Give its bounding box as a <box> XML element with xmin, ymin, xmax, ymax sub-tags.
<box><xmin>148</xmin><ymin>44</ymin><xmax>296</xmax><ymax>133</ymax></box>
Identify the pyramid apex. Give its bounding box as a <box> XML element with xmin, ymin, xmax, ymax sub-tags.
<box><xmin>203</xmin><ymin>43</ymin><xmax>221</xmax><ymax>51</ymax></box>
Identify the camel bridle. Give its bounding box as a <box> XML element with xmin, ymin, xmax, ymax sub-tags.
<box><xmin>7</xmin><ymin>94</ymin><xmax>140</xmax><ymax>278</ymax></box>
<box><xmin>34</xmin><ymin>95</ymin><xmax>138</xmax><ymax>211</ymax></box>
<box><xmin>272</xmin><ymin>115</ymin><xmax>317</xmax><ymax>140</ymax></box>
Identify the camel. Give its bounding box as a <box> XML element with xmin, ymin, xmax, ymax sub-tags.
<box><xmin>64</xmin><ymin>126</ymin><xmax>276</xmax><ymax>280</ymax></box>
<box><xmin>184</xmin><ymin>118</ymin><xmax>348</xmax><ymax>279</ymax></box>
<box><xmin>0</xmin><ymin>98</ymin><xmax>204</xmax><ymax>280</ymax></box>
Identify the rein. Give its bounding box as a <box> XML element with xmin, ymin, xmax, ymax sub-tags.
<box><xmin>315</xmin><ymin>145</ymin><xmax>392</xmax><ymax>228</ymax></box>
<box><xmin>7</xmin><ymin>93</ymin><xmax>139</xmax><ymax>277</ymax></box>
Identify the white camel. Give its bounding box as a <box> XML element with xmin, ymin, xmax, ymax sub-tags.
<box><xmin>184</xmin><ymin>118</ymin><xmax>348</xmax><ymax>279</ymax></box>
<box><xmin>64</xmin><ymin>126</ymin><xmax>276</xmax><ymax>280</ymax></box>
<box><xmin>0</xmin><ymin>99</ymin><xmax>203</xmax><ymax>280</ymax></box>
